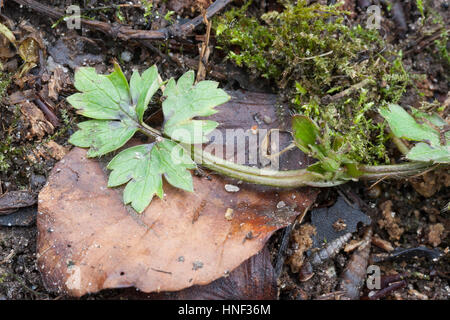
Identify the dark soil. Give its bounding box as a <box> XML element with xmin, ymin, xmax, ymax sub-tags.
<box><xmin>0</xmin><ymin>0</ymin><xmax>448</xmax><ymax>300</ymax></box>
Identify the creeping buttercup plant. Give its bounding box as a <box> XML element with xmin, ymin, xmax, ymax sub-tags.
<box><xmin>68</xmin><ymin>63</ymin><xmax>229</xmax><ymax>212</ymax></box>
<box><xmin>68</xmin><ymin>64</ymin><xmax>443</xmax><ymax>213</ymax></box>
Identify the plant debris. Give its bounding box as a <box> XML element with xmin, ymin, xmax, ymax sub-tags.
<box><xmin>310</xmin><ymin>196</ymin><xmax>371</xmax><ymax>248</ymax></box>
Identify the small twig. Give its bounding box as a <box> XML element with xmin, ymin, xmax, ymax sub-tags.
<box><xmin>367</xmin><ymin>280</ymin><xmax>407</xmax><ymax>300</ymax></box>
<box><xmin>0</xmin><ymin>249</ymin><xmax>15</xmax><ymax>264</ymax></box>
<box><xmin>34</xmin><ymin>94</ymin><xmax>60</xmax><ymax>127</ymax></box>
<box><xmin>321</xmin><ymin>78</ymin><xmax>374</xmax><ymax>104</ymax></box>
<box><xmin>12</xmin><ymin>0</ymin><xmax>232</xmax><ymax>41</ymax></box>
<box><xmin>403</xmin><ymin>26</ymin><xmax>450</xmax><ymax>56</ymax></box>
<box><xmin>274</xmin><ymin>224</ymin><xmax>293</xmax><ymax>279</ymax></box>
<box><xmin>410</xmin><ymin>164</ymin><xmax>440</xmax><ymax>178</ymax></box>
<box><xmin>300</xmin><ymin>50</ymin><xmax>333</xmax><ymax>60</ymax></box>
<box><xmin>150</xmin><ymin>268</ymin><xmax>172</xmax><ymax>275</ymax></box>
<box><xmin>172</xmin><ymin>0</ymin><xmax>232</xmax><ymax>38</ymax></box>
<box><xmin>368</xmin><ymin>175</ymin><xmax>388</xmax><ymax>190</ymax></box>
<box><xmin>196</xmin><ymin>12</ymin><xmax>212</xmax><ymax>82</ymax></box>
<box><xmin>79</xmin><ymin>4</ymin><xmax>142</xmax><ymax>12</ymax></box>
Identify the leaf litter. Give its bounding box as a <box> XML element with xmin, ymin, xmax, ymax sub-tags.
<box><xmin>0</xmin><ymin>0</ymin><xmax>449</xmax><ymax>300</ymax></box>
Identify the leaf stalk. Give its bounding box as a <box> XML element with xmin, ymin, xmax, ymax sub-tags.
<box><xmin>137</xmin><ymin>123</ymin><xmax>435</xmax><ymax>188</ymax></box>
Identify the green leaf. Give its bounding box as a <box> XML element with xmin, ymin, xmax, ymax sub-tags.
<box><xmin>292</xmin><ymin>115</ymin><xmax>320</xmax><ymax>153</ymax></box>
<box><xmin>152</xmin><ymin>140</ymin><xmax>196</xmax><ymax>191</ymax></box>
<box><xmin>107</xmin><ymin>144</ymin><xmax>163</xmax><ymax>213</ymax></box>
<box><xmin>379</xmin><ymin>104</ymin><xmax>440</xmax><ymax>146</ymax></box>
<box><xmin>67</xmin><ymin>64</ymin><xmax>161</xmax><ymax>157</ymax></box>
<box><xmin>70</xmin><ymin>65</ymin><xmax>133</xmax><ymax>120</ymax></box>
<box><xmin>380</xmin><ymin>103</ymin><xmax>449</xmax><ymax>163</ymax></box>
<box><xmin>68</xmin><ymin>66</ymin><xmax>230</xmax><ymax>213</ymax></box>
<box><xmin>131</xmin><ymin>66</ymin><xmax>161</xmax><ymax>122</ymax></box>
<box><xmin>406</xmin><ymin>143</ymin><xmax>450</xmax><ymax>163</ymax></box>
<box><xmin>0</xmin><ymin>22</ymin><xmax>17</xmax><ymax>46</ymax></box>
<box><xmin>69</xmin><ymin>120</ymin><xmax>137</xmax><ymax>157</ymax></box>
<box><xmin>295</xmin><ymin>82</ymin><xmax>307</xmax><ymax>95</ymax></box>
<box><xmin>162</xmin><ymin>70</ymin><xmax>230</xmax><ymax>144</ymax></box>
<box><xmin>107</xmin><ymin>140</ymin><xmax>196</xmax><ymax>213</ymax></box>
<box><xmin>410</xmin><ymin>108</ymin><xmax>447</xmax><ymax>128</ymax></box>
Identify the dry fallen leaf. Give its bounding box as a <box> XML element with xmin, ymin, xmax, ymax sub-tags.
<box><xmin>38</xmin><ymin>90</ymin><xmax>318</xmax><ymax>296</ymax></box>
<box><xmin>102</xmin><ymin>246</ymin><xmax>276</xmax><ymax>299</ymax></box>
<box><xmin>38</xmin><ymin>147</ymin><xmax>317</xmax><ymax>296</ymax></box>
<box><xmin>19</xmin><ymin>101</ymin><xmax>54</xmax><ymax>139</ymax></box>
<box><xmin>0</xmin><ymin>190</ymin><xmax>36</xmax><ymax>215</ymax></box>
<box><xmin>44</xmin><ymin>140</ymin><xmax>68</xmax><ymax>160</ymax></box>
<box><xmin>147</xmin><ymin>246</ymin><xmax>277</xmax><ymax>300</ymax></box>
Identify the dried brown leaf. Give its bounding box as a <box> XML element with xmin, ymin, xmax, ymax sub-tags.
<box><xmin>20</xmin><ymin>101</ymin><xmax>54</xmax><ymax>139</ymax></box>
<box><xmin>37</xmin><ymin>147</ymin><xmax>317</xmax><ymax>296</ymax></box>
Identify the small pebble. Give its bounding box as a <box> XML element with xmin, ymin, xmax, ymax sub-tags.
<box><xmin>225</xmin><ymin>208</ymin><xmax>234</xmax><ymax>221</ymax></box>
<box><xmin>263</xmin><ymin>115</ymin><xmax>272</xmax><ymax>124</ymax></box>
<box><xmin>276</xmin><ymin>201</ymin><xmax>286</xmax><ymax>209</ymax></box>
<box><xmin>224</xmin><ymin>184</ymin><xmax>240</xmax><ymax>192</ymax></box>
<box><xmin>121</xmin><ymin>51</ymin><xmax>133</xmax><ymax>62</ymax></box>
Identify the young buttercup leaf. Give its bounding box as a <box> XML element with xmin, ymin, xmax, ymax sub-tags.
<box><xmin>406</xmin><ymin>143</ymin><xmax>449</xmax><ymax>163</ymax></box>
<box><xmin>68</xmin><ymin>63</ymin><xmax>161</xmax><ymax>156</ymax></box>
<box><xmin>380</xmin><ymin>104</ymin><xmax>449</xmax><ymax>163</ymax></box>
<box><xmin>162</xmin><ymin>70</ymin><xmax>230</xmax><ymax>144</ymax></box>
<box><xmin>379</xmin><ymin>104</ymin><xmax>441</xmax><ymax>147</ymax></box>
<box><xmin>130</xmin><ymin>66</ymin><xmax>160</xmax><ymax>122</ymax></box>
<box><xmin>69</xmin><ymin>119</ymin><xmax>137</xmax><ymax>157</ymax></box>
<box><xmin>68</xmin><ymin>65</ymin><xmax>230</xmax><ymax>213</ymax></box>
<box><xmin>107</xmin><ymin>140</ymin><xmax>196</xmax><ymax>213</ymax></box>
<box><xmin>292</xmin><ymin>115</ymin><xmax>321</xmax><ymax>153</ymax></box>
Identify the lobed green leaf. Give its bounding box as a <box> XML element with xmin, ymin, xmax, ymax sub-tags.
<box><xmin>68</xmin><ymin>66</ymin><xmax>230</xmax><ymax>213</ymax></box>
<box><xmin>406</xmin><ymin>143</ymin><xmax>449</xmax><ymax>163</ymax></box>
<box><xmin>107</xmin><ymin>140</ymin><xmax>196</xmax><ymax>213</ymax></box>
<box><xmin>69</xmin><ymin>120</ymin><xmax>137</xmax><ymax>157</ymax></box>
<box><xmin>380</xmin><ymin>103</ymin><xmax>449</xmax><ymax>163</ymax></box>
<box><xmin>162</xmin><ymin>70</ymin><xmax>230</xmax><ymax>144</ymax></box>
<box><xmin>379</xmin><ymin>104</ymin><xmax>441</xmax><ymax>146</ymax></box>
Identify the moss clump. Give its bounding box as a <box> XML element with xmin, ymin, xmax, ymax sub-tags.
<box><xmin>0</xmin><ymin>71</ymin><xmax>12</xmax><ymax>172</ymax></box>
<box><xmin>214</xmin><ymin>0</ymin><xmax>411</xmax><ymax>164</ymax></box>
<box><xmin>0</xmin><ymin>71</ymin><xmax>10</xmax><ymax>100</ymax></box>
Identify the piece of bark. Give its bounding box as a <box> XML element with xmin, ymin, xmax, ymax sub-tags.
<box><xmin>19</xmin><ymin>101</ymin><xmax>54</xmax><ymax>139</ymax></box>
<box><xmin>0</xmin><ymin>191</ymin><xmax>36</xmax><ymax>215</ymax></box>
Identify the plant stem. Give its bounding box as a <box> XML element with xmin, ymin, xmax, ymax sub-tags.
<box><xmin>137</xmin><ymin>124</ymin><xmax>435</xmax><ymax>188</ymax></box>
<box><xmin>392</xmin><ymin>136</ymin><xmax>410</xmax><ymax>155</ymax></box>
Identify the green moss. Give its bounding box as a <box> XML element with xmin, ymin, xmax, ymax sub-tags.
<box><xmin>434</xmin><ymin>28</ymin><xmax>450</xmax><ymax>67</ymax></box>
<box><xmin>0</xmin><ymin>72</ymin><xmax>12</xmax><ymax>172</ymax></box>
<box><xmin>214</xmin><ymin>0</ymin><xmax>411</xmax><ymax>164</ymax></box>
<box><xmin>0</xmin><ymin>71</ymin><xmax>11</xmax><ymax>100</ymax></box>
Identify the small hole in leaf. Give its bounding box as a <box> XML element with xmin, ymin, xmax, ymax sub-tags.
<box><xmin>120</xmin><ymin>272</ymin><xmax>125</xmax><ymax>276</ymax></box>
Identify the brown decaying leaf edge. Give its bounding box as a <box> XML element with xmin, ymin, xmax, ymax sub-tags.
<box><xmin>109</xmin><ymin>246</ymin><xmax>277</xmax><ymax>300</ymax></box>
